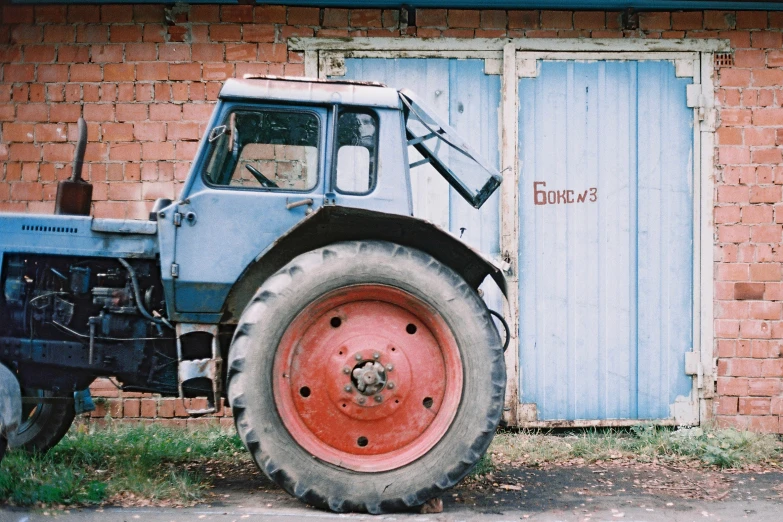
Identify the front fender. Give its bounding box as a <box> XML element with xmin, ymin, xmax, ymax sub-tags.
<box><xmin>221</xmin><ymin>206</ymin><xmax>507</xmax><ymax>323</ymax></box>
<box><xmin>0</xmin><ymin>364</ymin><xmax>21</xmax><ymax>437</ymax></box>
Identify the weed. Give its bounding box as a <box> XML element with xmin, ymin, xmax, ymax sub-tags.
<box><xmin>0</xmin><ymin>424</ymin><xmax>247</xmax><ymax>507</ymax></box>
<box><xmin>489</xmin><ymin>425</ymin><xmax>783</xmax><ymax>470</ymax></box>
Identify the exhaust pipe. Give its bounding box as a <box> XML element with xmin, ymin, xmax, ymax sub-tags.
<box><xmin>54</xmin><ymin>117</ymin><xmax>93</xmax><ymax>216</ymax></box>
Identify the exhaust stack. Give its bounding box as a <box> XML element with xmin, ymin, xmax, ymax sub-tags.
<box><xmin>54</xmin><ymin>117</ymin><xmax>92</xmax><ymax>216</ymax></box>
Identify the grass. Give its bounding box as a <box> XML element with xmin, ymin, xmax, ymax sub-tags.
<box><xmin>1</xmin><ymin>423</ymin><xmax>781</xmax><ymax>507</ymax></box>
<box><xmin>0</xmin><ymin>423</ymin><xmax>247</xmax><ymax>507</ymax></box>
<box><xmin>488</xmin><ymin>424</ymin><xmax>783</xmax><ymax>470</ymax></box>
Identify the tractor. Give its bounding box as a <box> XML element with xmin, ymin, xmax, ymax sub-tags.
<box><xmin>0</xmin><ymin>76</ymin><xmax>507</xmax><ymax>513</ymax></box>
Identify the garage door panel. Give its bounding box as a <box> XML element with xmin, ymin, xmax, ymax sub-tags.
<box><xmin>519</xmin><ymin>59</ymin><xmax>694</xmax><ymax>421</ymax></box>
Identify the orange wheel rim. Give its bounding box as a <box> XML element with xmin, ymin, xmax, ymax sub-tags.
<box><xmin>272</xmin><ymin>285</ymin><xmax>463</xmax><ymax>472</ymax></box>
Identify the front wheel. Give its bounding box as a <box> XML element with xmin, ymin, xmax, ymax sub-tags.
<box><xmin>8</xmin><ymin>389</ymin><xmax>75</xmax><ymax>453</ymax></box>
<box><xmin>227</xmin><ymin>241</ymin><xmax>505</xmax><ymax>513</ymax></box>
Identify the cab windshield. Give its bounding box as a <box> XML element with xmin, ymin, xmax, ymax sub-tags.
<box><xmin>399</xmin><ymin>89</ymin><xmax>502</xmax><ymax>209</ymax></box>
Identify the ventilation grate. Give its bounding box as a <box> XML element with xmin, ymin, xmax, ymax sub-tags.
<box><xmin>21</xmin><ymin>224</ymin><xmax>78</xmax><ymax>234</ymax></box>
<box><xmin>714</xmin><ymin>53</ymin><xmax>734</xmax><ymax>68</ymax></box>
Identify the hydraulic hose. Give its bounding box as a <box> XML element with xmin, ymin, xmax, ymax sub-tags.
<box><xmin>117</xmin><ymin>258</ymin><xmax>173</xmax><ymax>329</ymax></box>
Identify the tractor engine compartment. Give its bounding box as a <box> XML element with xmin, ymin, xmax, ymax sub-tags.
<box><xmin>0</xmin><ymin>254</ymin><xmax>177</xmax><ymax>394</ymax></box>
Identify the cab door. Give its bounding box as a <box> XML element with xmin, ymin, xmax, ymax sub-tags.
<box><xmin>172</xmin><ymin>103</ymin><xmax>328</xmax><ymax>318</ymax></box>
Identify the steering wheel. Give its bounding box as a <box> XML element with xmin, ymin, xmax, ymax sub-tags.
<box><xmin>245</xmin><ymin>164</ymin><xmax>279</xmax><ymax>188</ymax></box>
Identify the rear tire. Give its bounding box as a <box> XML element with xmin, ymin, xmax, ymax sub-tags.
<box><xmin>8</xmin><ymin>389</ymin><xmax>75</xmax><ymax>453</ymax></box>
<box><xmin>227</xmin><ymin>241</ymin><xmax>505</xmax><ymax>513</ymax></box>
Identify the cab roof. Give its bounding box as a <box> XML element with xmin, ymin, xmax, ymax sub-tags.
<box><xmin>219</xmin><ymin>76</ymin><xmax>402</xmax><ymax>110</ymax></box>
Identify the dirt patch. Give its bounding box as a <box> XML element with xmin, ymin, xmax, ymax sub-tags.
<box><xmin>452</xmin><ymin>462</ymin><xmax>783</xmax><ymax>515</ymax></box>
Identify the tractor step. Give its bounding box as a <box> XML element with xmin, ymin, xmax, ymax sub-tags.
<box><xmin>176</xmin><ymin>324</ymin><xmax>223</xmax><ymax>416</ymax></box>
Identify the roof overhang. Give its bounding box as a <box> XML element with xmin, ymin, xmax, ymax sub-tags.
<box><xmin>10</xmin><ymin>1</ymin><xmax>783</xmax><ymax>10</ymax></box>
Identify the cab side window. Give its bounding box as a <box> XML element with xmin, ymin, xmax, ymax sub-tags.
<box><xmin>204</xmin><ymin>110</ymin><xmax>319</xmax><ymax>191</ymax></box>
<box><xmin>334</xmin><ymin>111</ymin><xmax>378</xmax><ymax>194</ymax></box>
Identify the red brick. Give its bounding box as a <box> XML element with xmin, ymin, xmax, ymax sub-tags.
<box><xmin>70</xmin><ymin>64</ymin><xmax>102</xmax><ymax>82</ymax></box>
<box><xmin>107</xmin><ymin>181</ymin><xmax>141</xmax><ymax>200</ymax></box>
<box><xmin>226</xmin><ymin>43</ymin><xmax>257</xmax><ymax>61</ymax></box>
<box><xmin>573</xmin><ymin>11</ymin><xmax>605</xmax><ymax>30</ymax></box>
<box><xmin>541</xmin><ymin>10</ymin><xmax>572</xmax><ymax>29</ymax></box>
<box><xmin>288</xmin><ymin>7</ymin><xmax>319</xmax><ymax>25</ymax></box>
<box><xmin>159</xmin><ymin>44</ymin><xmax>190</xmax><ymax>62</ymax></box>
<box><xmin>739</xmin><ymin>397</ymin><xmax>771</xmax><ymax>415</ymax></box>
<box><xmin>3</xmin><ymin>5</ymin><xmax>34</xmax><ymax>24</ymax></box>
<box><xmin>183</xmin><ymin>104</ymin><xmax>213</xmax><ymax>121</ymax></box>
<box><xmin>752</xmin><ymin>148</ymin><xmax>783</xmax><ymax>164</ymax></box>
<box><xmin>3</xmin><ymin>123</ymin><xmax>35</xmax><ymax>143</ymax></box>
<box><xmin>717</xmin><ymin>396</ymin><xmax>739</xmax><ymax>415</ymax></box>
<box><xmin>704</xmin><ymin>10</ymin><xmax>736</xmax><ymax>30</ymax></box>
<box><xmin>639</xmin><ymin>12</ymin><xmax>670</xmax><ymax>30</ymax></box>
<box><xmin>243</xmin><ymin>24</ymin><xmax>275</xmax><ymax>43</ymax></box>
<box><xmin>508</xmin><ymin>10</ymin><xmax>539</xmax><ymax>29</ymax></box>
<box><xmin>36</xmin><ymin>64</ymin><xmax>67</xmax><ymax>83</ymax></box>
<box><xmin>104</xmin><ymin>63</ymin><xmax>135</xmax><ymax>82</ymax></box>
<box><xmin>351</xmin><ymin>9</ymin><xmax>383</xmax><ymax>28</ymax></box>
<box><xmin>752</xmin><ymin>31</ymin><xmax>783</xmax><ymax>48</ymax></box>
<box><xmin>753</xmin><ymin>69</ymin><xmax>783</xmax><ymax>87</ymax></box>
<box><xmin>718</xmin><ymin>224</ymin><xmax>750</xmax><ymax>243</ymax></box>
<box><xmin>203</xmin><ymin>63</ymin><xmax>233</xmax><ymax>81</ymax></box>
<box><xmin>191</xmin><ymin>43</ymin><xmax>223</xmax><ymax>62</ymax></box>
<box><xmin>220</xmin><ymin>5</ymin><xmax>253</xmax><ymax>23</ymax></box>
<box><xmin>742</xmin><ymin>205</ymin><xmax>774</xmax><ymax>223</ymax></box>
<box><xmin>169</xmin><ymin>63</ymin><xmax>201</xmax><ymax>81</ymax></box>
<box><xmin>115</xmin><ymin>103</ymin><xmax>146</xmax><ymax>122</ymax></box>
<box><xmin>749</xmin><ymin>301</ymin><xmax>782</xmax><ymax>320</ymax></box>
<box><xmin>16</xmin><ymin>104</ymin><xmax>48</xmax><ymax>122</ymax></box>
<box><xmin>167</xmin><ymin>122</ymin><xmax>200</xmax><ymax>141</ymax></box>
<box><xmin>141</xmin><ymin>142</ymin><xmax>174</xmax><ymax>161</ymax></box>
<box><xmin>258</xmin><ymin>43</ymin><xmax>287</xmax><ymax>63</ymax></box>
<box><xmin>717</xmin><ymin>377</ymin><xmax>749</xmax><ymax>396</ymax></box>
<box><xmin>418</xmin><ymin>9</ymin><xmax>447</xmax><ymax>27</ymax></box>
<box><xmin>209</xmin><ymin>24</ymin><xmax>242</xmax><ymax>42</ymax></box>
<box><xmin>278</xmin><ymin>26</ymin><xmax>314</xmax><ymax>40</ymax></box>
<box><xmin>769</xmin><ymin>51</ymin><xmax>783</xmax><ymax>67</ymax></box>
<box><xmin>109</xmin><ymin>25</ymin><xmax>143</xmax><ymax>43</ymax></box>
<box><xmin>83</xmin><ymin>104</ymin><xmax>114</xmax><ymax>122</ymax></box>
<box><xmin>480</xmin><ymin>10</ymin><xmax>506</xmax><ymax>29</ymax></box>
<box><xmin>140</xmin><ymin>399</ymin><xmax>157</xmax><ymax>418</ymax></box>
<box><xmin>108</xmin><ymin>143</ymin><xmax>140</xmax><ymax>161</ymax></box>
<box><xmin>149</xmin><ymin>103</ymin><xmax>181</xmax><ymax>121</ymax></box>
<box><xmin>132</xmin><ymin>122</ymin><xmax>165</xmax><ymax>142</ymax></box>
<box><xmin>254</xmin><ymin>5</ymin><xmax>287</xmax><ymax>24</ymax></box>
<box><xmin>137</xmin><ymin>62</ymin><xmax>168</xmax><ymax>81</ymax></box>
<box><xmin>35</xmin><ymin>123</ymin><xmax>67</xmax><ymax>142</ymax></box>
<box><xmin>717</xmin><ymin>263</ymin><xmax>749</xmax><ymax>281</ymax></box>
<box><xmin>322</xmin><ymin>8</ymin><xmax>348</xmax><ymax>27</ymax></box>
<box><xmin>748</xmin><ymin>378</ymin><xmax>781</xmax><ymax>396</ymax></box>
<box><xmin>750</xmin><ymin>263</ymin><xmax>781</xmax><ymax>281</ymax></box>
<box><xmin>721</xmin><ymin>109</ymin><xmax>752</xmax><ymax>126</ymax></box>
<box><xmin>748</xmin><ymin>186</ymin><xmax>781</xmax><ymax>205</ymax></box>
<box><xmin>720</xmin><ymin>69</ymin><xmax>751</xmax><ymax>87</ymax></box>
<box><xmin>4</xmin><ymin>64</ymin><xmax>34</xmax><ymax>83</ymax></box>
<box><xmin>101</xmin><ymin>122</ymin><xmax>132</xmax><ymax>142</ymax></box>
<box><xmin>719</xmin><ymin>146</ymin><xmax>750</xmax><ymax>165</ymax></box>
<box><xmin>10</xmin><ymin>181</ymin><xmax>44</xmax><ymax>200</ymax></box>
<box><xmin>746</xmin><ymin>128</ymin><xmax>776</xmax><ymax>146</ymax></box>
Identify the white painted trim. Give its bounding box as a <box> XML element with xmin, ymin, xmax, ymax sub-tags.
<box><xmin>290</xmin><ymin>37</ymin><xmax>731</xmax><ymax>53</ymax></box>
<box><xmin>500</xmin><ymin>42</ymin><xmax>520</xmax><ymax>426</ymax></box>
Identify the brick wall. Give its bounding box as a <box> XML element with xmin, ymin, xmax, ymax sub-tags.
<box><xmin>1</xmin><ymin>4</ymin><xmax>783</xmax><ymax>431</ymax></box>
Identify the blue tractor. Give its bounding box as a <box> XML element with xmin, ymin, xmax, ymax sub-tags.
<box><xmin>0</xmin><ymin>77</ymin><xmax>507</xmax><ymax>513</ymax></box>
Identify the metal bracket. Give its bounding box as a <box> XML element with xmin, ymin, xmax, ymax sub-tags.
<box><xmin>176</xmin><ymin>323</ymin><xmax>223</xmax><ymax>416</ymax></box>
<box><xmin>684</xmin><ymin>351</ymin><xmax>704</xmax><ymax>389</ymax></box>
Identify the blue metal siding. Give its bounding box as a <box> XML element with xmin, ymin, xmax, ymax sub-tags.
<box><xmin>518</xmin><ymin>60</ymin><xmax>693</xmax><ymax>420</ymax></box>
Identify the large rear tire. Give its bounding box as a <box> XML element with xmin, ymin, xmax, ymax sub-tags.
<box><xmin>227</xmin><ymin>241</ymin><xmax>505</xmax><ymax>513</ymax></box>
<box><xmin>8</xmin><ymin>389</ymin><xmax>75</xmax><ymax>453</ymax></box>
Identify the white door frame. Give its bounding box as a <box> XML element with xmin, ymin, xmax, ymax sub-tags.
<box><xmin>290</xmin><ymin>37</ymin><xmax>729</xmax><ymax>427</ymax></box>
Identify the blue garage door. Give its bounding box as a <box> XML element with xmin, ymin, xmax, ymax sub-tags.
<box><xmin>518</xmin><ymin>60</ymin><xmax>695</xmax><ymax>421</ymax></box>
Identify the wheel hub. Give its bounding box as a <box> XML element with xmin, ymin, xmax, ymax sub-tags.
<box><xmin>272</xmin><ymin>285</ymin><xmax>463</xmax><ymax>472</ymax></box>
<box><xmin>351</xmin><ymin>360</ymin><xmax>387</xmax><ymax>395</ymax></box>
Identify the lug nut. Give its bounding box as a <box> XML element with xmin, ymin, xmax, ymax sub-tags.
<box><xmin>342</xmin><ymin>366</ymin><xmax>351</xmax><ymax>374</ymax></box>
<box><xmin>358</xmin><ymin>397</ymin><xmax>366</xmax><ymax>404</ymax></box>
<box><xmin>344</xmin><ymin>385</ymin><xmax>352</xmax><ymax>392</ymax></box>
<box><xmin>374</xmin><ymin>395</ymin><xmax>383</xmax><ymax>402</ymax></box>
<box><xmin>387</xmin><ymin>382</ymin><xmax>395</xmax><ymax>390</ymax></box>
<box><xmin>355</xmin><ymin>354</ymin><xmax>363</xmax><ymax>361</ymax></box>
<box><xmin>373</xmin><ymin>352</ymin><xmax>380</xmax><ymax>359</ymax></box>
<box><xmin>386</xmin><ymin>364</ymin><xmax>394</xmax><ymax>372</ymax></box>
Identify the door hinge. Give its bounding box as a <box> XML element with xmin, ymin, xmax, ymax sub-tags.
<box><xmin>173</xmin><ymin>212</ymin><xmax>182</xmax><ymax>227</ymax></box>
<box><xmin>171</xmin><ymin>263</ymin><xmax>179</xmax><ymax>278</ymax></box>
<box><xmin>684</xmin><ymin>351</ymin><xmax>704</xmax><ymax>389</ymax></box>
<box><xmin>324</xmin><ymin>192</ymin><xmax>336</xmax><ymax>206</ymax></box>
